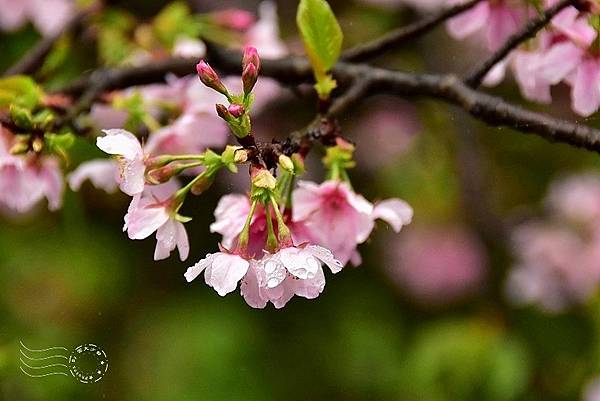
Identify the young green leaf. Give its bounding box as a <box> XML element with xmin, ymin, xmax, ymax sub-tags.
<box><xmin>296</xmin><ymin>0</ymin><xmax>343</xmax><ymax>98</ymax></box>
<box><xmin>0</xmin><ymin>76</ymin><xmax>44</xmax><ymax>109</ymax></box>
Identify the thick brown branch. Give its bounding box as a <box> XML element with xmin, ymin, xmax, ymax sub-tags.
<box><xmin>465</xmin><ymin>0</ymin><xmax>578</xmax><ymax>88</ymax></box>
<box><xmin>55</xmin><ymin>49</ymin><xmax>600</xmax><ymax>154</ymax></box>
<box><xmin>341</xmin><ymin>0</ymin><xmax>483</xmax><ymax>63</ymax></box>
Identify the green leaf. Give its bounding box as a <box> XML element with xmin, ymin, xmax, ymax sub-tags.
<box><xmin>153</xmin><ymin>1</ymin><xmax>202</xmax><ymax>48</ymax></box>
<box><xmin>45</xmin><ymin>132</ymin><xmax>76</xmax><ymax>153</ymax></box>
<box><xmin>0</xmin><ymin>75</ymin><xmax>44</xmax><ymax>109</ymax></box>
<box><xmin>296</xmin><ymin>0</ymin><xmax>343</xmax><ymax>82</ymax></box>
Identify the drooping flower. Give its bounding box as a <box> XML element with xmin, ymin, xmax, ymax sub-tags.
<box><xmin>96</xmin><ymin>129</ymin><xmax>148</xmax><ymax>196</ymax></box>
<box><xmin>240</xmin><ymin>245</ymin><xmax>342</xmax><ymax>309</ymax></box>
<box><xmin>124</xmin><ymin>180</ymin><xmax>189</xmax><ymax>261</ymax></box>
<box><xmin>0</xmin><ymin>127</ymin><xmax>64</xmax><ymax>213</ymax></box>
<box><xmin>292</xmin><ymin>180</ymin><xmax>413</xmax><ymax>265</ymax></box>
<box><xmin>185</xmin><ymin>251</ymin><xmax>251</xmax><ymax>296</ymax></box>
<box><xmin>185</xmin><ymin>243</ymin><xmax>343</xmax><ymax>308</ymax></box>
<box><xmin>67</xmin><ymin>159</ymin><xmax>119</xmax><ymax>193</ymax></box>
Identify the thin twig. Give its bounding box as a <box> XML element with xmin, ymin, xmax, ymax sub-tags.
<box><xmin>465</xmin><ymin>0</ymin><xmax>578</xmax><ymax>88</ymax></box>
<box><xmin>2</xmin><ymin>6</ymin><xmax>97</xmax><ymax>77</ymax></box>
<box><xmin>341</xmin><ymin>0</ymin><xmax>484</xmax><ymax>63</ymax></box>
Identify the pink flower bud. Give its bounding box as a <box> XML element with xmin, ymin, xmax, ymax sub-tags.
<box><xmin>146</xmin><ymin>165</ymin><xmax>177</xmax><ymax>185</ymax></box>
<box><xmin>213</xmin><ymin>9</ymin><xmax>255</xmax><ymax>31</ymax></box>
<box><xmin>191</xmin><ymin>174</ymin><xmax>215</xmax><ymax>195</ymax></box>
<box><xmin>228</xmin><ymin>103</ymin><xmax>245</xmax><ymax>118</ymax></box>
<box><xmin>196</xmin><ymin>60</ymin><xmax>228</xmax><ymax>96</ymax></box>
<box><xmin>243</xmin><ymin>47</ymin><xmax>260</xmax><ymax>70</ymax></box>
<box><xmin>215</xmin><ymin>103</ymin><xmax>232</xmax><ymax>121</ymax></box>
<box><xmin>242</xmin><ymin>63</ymin><xmax>258</xmax><ymax>95</ymax></box>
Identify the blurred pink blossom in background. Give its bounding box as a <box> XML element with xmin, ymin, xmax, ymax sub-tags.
<box><xmin>348</xmin><ymin>98</ymin><xmax>420</xmax><ymax>169</ymax></box>
<box><xmin>506</xmin><ymin>173</ymin><xmax>600</xmax><ymax>312</ymax></box>
<box><xmin>386</xmin><ymin>225</ymin><xmax>487</xmax><ymax>305</ymax></box>
<box><xmin>0</xmin><ymin>0</ymin><xmax>74</xmax><ymax>37</ymax></box>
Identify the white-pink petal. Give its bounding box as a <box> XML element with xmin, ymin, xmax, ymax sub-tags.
<box><xmin>97</xmin><ymin>129</ymin><xmax>142</xmax><ymax>160</ymax></box>
<box><xmin>68</xmin><ymin>159</ymin><xmax>119</xmax><ymax>193</ymax></box>
<box><xmin>126</xmin><ymin>204</ymin><xmax>170</xmax><ymax>240</ymax></box>
<box><xmin>306</xmin><ymin>245</ymin><xmax>344</xmax><ymax>273</ymax></box>
<box><xmin>571</xmin><ymin>59</ymin><xmax>600</xmax><ymax>117</ymax></box>
<box><xmin>185</xmin><ymin>253</ymin><xmax>217</xmax><ymax>282</ymax></box>
<box><xmin>204</xmin><ymin>253</ymin><xmax>250</xmax><ymax>296</ymax></box>
<box><xmin>372</xmin><ymin>199</ymin><xmax>414</xmax><ymax>232</ymax></box>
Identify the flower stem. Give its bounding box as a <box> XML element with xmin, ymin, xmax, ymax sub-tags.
<box><xmin>265</xmin><ymin>202</ymin><xmax>278</xmax><ymax>252</ymax></box>
<box><xmin>237</xmin><ymin>198</ymin><xmax>259</xmax><ymax>251</ymax></box>
<box><xmin>270</xmin><ymin>195</ymin><xmax>291</xmax><ymax>243</ymax></box>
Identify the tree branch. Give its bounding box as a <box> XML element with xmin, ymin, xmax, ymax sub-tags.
<box><xmin>2</xmin><ymin>6</ymin><xmax>97</xmax><ymax>77</ymax></box>
<box><xmin>341</xmin><ymin>0</ymin><xmax>484</xmax><ymax>63</ymax></box>
<box><xmin>55</xmin><ymin>47</ymin><xmax>600</xmax><ymax>154</ymax></box>
<box><xmin>465</xmin><ymin>0</ymin><xmax>578</xmax><ymax>88</ymax></box>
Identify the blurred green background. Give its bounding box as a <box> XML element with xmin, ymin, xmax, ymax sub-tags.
<box><xmin>2</xmin><ymin>1</ymin><xmax>600</xmax><ymax>400</ymax></box>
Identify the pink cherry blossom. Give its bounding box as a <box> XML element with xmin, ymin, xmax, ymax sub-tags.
<box><xmin>240</xmin><ymin>244</ymin><xmax>342</xmax><ymax>308</ymax></box>
<box><xmin>506</xmin><ymin>222</ymin><xmax>600</xmax><ymax>312</ymax></box>
<box><xmin>512</xmin><ymin>50</ymin><xmax>552</xmax><ymax>104</ymax></box>
<box><xmin>185</xmin><ymin>252</ymin><xmax>250</xmax><ymax>296</ymax></box>
<box><xmin>546</xmin><ymin>173</ymin><xmax>600</xmax><ymax>223</ymax></box>
<box><xmin>124</xmin><ymin>180</ymin><xmax>189</xmax><ymax>261</ymax></box>
<box><xmin>570</xmin><ymin>56</ymin><xmax>600</xmax><ymax>116</ymax></box>
<box><xmin>96</xmin><ymin>129</ymin><xmax>147</xmax><ymax>196</ymax></box>
<box><xmin>245</xmin><ymin>1</ymin><xmax>287</xmax><ymax>59</ymax></box>
<box><xmin>210</xmin><ymin>194</ymin><xmax>253</xmax><ymax>250</ymax></box>
<box><xmin>506</xmin><ymin>173</ymin><xmax>600</xmax><ymax>312</ymax></box>
<box><xmin>67</xmin><ymin>159</ymin><xmax>119</xmax><ymax>193</ymax></box>
<box><xmin>89</xmin><ymin>103</ymin><xmax>129</xmax><ymax>130</ymax></box>
<box><xmin>388</xmin><ymin>226</ymin><xmax>487</xmax><ymax>305</ymax></box>
<box><xmin>212</xmin><ymin>9</ymin><xmax>256</xmax><ymax>31</ymax></box>
<box><xmin>172</xmin><ymin>37</ymin><xmax>206</xmax><ymax>59</ymax></box>
<box><xmin>0</xmin><ymin>0</ymin><xmax>74</xmax><ymax>37</ymax></box>
<box><xmin>447</xmin><ymin>0</ymin><xmax>524</xmax><ymax>51</ymax></box>
<box><xmin>0</xmin><ymin>127</ymin><xmax>64</xmax><ymax>213</ymax></box>
<box><xmin>292</xmin><ymin>180</ymin><xmax>413</xmax><ymax>265</ymax></box>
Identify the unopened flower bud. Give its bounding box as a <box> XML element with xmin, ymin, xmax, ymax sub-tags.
<box><xmin>191</xmin><ymin>174</ymin><xmax>215</xmax><ymax>195</ymax></box>
<box><xmin>278</xmin><ymin>154</ymin><xmax>294</xmax><ymax>173</ymax></box>
<box><xmin>251</xmin><ymin>168</ymin><xmax>276</xmax><ymax>190</ymax></box>
<box><xmin>234</xmin><ymin>149</ymin><xmax>249</xmax><ymax>163</ymax></box>
<box><xmin>228</xmin><ymin>103</ymin><xmax>244</xmax><ymax>118</ymax></box>
<box><xmin>32</xmin><ymin>137</ymin><xmax>44</xmax><ymax>153</ymax></box>
<box><xmin>196</xmin><ymin>60</ymin><xmax>228</xmax><ymax>96</ymax></box>
<box><xmin>242</xmin><ymin>46</ymin><xmax>260</xmax><ymax>72</ymax></box>
<box><xmin>146</xmin><ymin>164</ymin><xmax>178</xmax><ymax>185</ymax></box>
<box><xmin>9</xmin><ymin>139</ymin><xmax>30</xmax><ymax>155</ymax></box>
<box><xmin>215</xmin><ymin>103</ymin><xmax>233</xmax><ymax>121</ymax></box>
<box><xmin>242</xmin><ymin>63</ymin><xmax>258</xmax><ymax>95</ymax></box>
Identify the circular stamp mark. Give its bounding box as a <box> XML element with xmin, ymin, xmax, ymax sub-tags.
<box><xmin>68</xmin><ymin>343</ymin><xmax>108</xmax><ymax>383</ymax></box>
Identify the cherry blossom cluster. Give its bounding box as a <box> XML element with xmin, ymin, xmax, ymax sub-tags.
<box><xmin>76</xmin><ymin>44</ymin><xmax>412</xmax><ymax>308</ymax></box>
<box><xmin>506</xmin><ymin>173</ymin><xmax>600</xmax><ymax>312</ymax></box>
<box><xmin>447</xmin><ymin>0</ymin><xmax>600</xmax><ymax>116</ymax></box>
